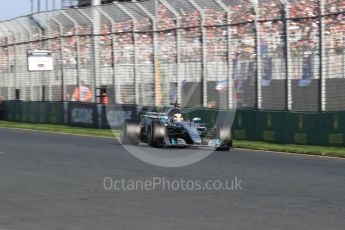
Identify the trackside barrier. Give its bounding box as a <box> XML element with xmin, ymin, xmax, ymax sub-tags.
<box><xmin>183</xmin><ymin>109</ymin><xmax>221</xmax><ymax>125</ymax></box>
<box><xmin>183</xmin><ymin>109</ymin><xmax>236</xmax><ymax>130</ymax></box>
<box><xmin>232</xmin><ymin>109</ymin><xmax>257</xmax><ymax>141</ymax></box>
<box><xmin>67</xmin><ymin>102</ymin><xmax>99</xmax><ymax>128</ymax></box>
<box><xmin>255</xmin><ymin>111</ymin><xmax>289</xmax><ymax>143</ymax></box>
<box><xmin>4</xmin><ymin>101</ymin><xmax>64</xmax><ymax>124</ymax></box>
<box><xmin>288</xmin><ymin>112</ymin><xmax>320</xmax><ymax>145</ymax></box>
<box><xmin>319</xmin><ymin>112</ymin><xmax>345</xmax><ymax>146</ymax></box>
<box><xmin>0</xmin><ymin>102</ymin><xmax>5</xmax><ymax>120</ymax></box>
<box><xmin>101</xmin><ymin>104</ymin><xmax>138</xmax><ymax>129</ymax></box>
<box><xmin>4</xmin><ymin>101</ymin><xmax>21</xmax><ymax>121</ymax></box>
<box><xmin>233</xmin><ymin>110</ymin><xmax>345</xmax><ymax>146</ymax></box>
<box><xmin>2</xmin><ymin>101</ymin><xmax>345</xmax><ymax>146</ymax></box>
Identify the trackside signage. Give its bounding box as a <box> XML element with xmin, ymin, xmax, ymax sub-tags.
<box><xmin>72</xmin><ymin>108</ymin><xmax>93</xmax><ymax>124</ymax></box>
<box><xmin>67</xmin><ymin>103</ymin><xmax>98</xmax><ymax>128</ymax></box>
<box><xmin>103</xmin><ymin>105</ymin><xmax>137</xmax><ymax>128</ymax></box>
<box><xmin>27</xmin><ymin>50</ymin><xmax>54</xmax><ymax>71</ymax></box>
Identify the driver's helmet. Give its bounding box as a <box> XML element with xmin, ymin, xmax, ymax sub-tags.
<box><xmin>159</xmin><ymin>115</ymin><xmax>169</xmax><ymax>123</ymax></box>
<box><xmin>173</xmin><ymin>113</ymin><xmax>184</xmax><ymax>122</ymax></box>
<box><xmin>192</xmin><ymin>117</ymin><xmax>202</xmax><ymax>123</ymax></box>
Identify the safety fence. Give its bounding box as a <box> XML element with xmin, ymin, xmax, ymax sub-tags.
<box><xmin>233</xmin><ymin>109</ymin><xmax>345</xmax><ymax>146</ymax></box>
<box><xmin>1</xmin><ymin>100</ymin><xmax>344</xmax><ymax>146</ymax></box>
<box><xmin>0</xmin><ymin>0</ymin><xmax>345</xmax><ymax>112</ymax></box>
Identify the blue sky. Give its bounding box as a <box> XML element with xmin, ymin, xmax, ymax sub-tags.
<box><xmin>0</xmin><ymin>0</ymin><xmax>61</xmax><ymax>21</ymax></box>
<box><xmin>0</xmin><ymin>0</ymin><xmax>30</xmax><ymax>21</ymax></box>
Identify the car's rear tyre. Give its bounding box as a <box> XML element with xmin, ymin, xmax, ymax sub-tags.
<box><xmin>214</xmin><ymin>125</ymin><xmax>232</xmax><ymax>151</ymax></box>
<box><xmin>147</xmin><ymin>120</ymin><xmax>167</xmax><ymax>148</ymax></box>
<box><xmin>121</xmin><ymin>120</ymin><xmax>140</xmax><ymax>145</ymax></box>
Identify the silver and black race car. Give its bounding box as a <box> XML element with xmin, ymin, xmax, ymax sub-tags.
<box><xmin>121</xmin><ymin>105</ymin><xmax>232</xmax><ymax>151</ymax></box>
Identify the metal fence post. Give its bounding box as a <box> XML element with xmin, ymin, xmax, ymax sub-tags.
<box><xmin>343</xmin><ymin>48</ymin><xmax>345</xmax><ymax>79</ymax></box>
<box><xmin>97</xmin><ymin>7</ymin><xmax>117</xmax><ymax>104</ymax></box>
<box><xmin>280</xmin><ymin>0</ymin><xmax>291</xmax><ymax>111</ymax></box>
<box><xmin>319</xmin><ymin>0</ymin><xmax>326</xmax><ymax>111</ymax></box>
<box><xmin>187</xmin><ymin>0</ymin><xmax>207</xmax><ymax>108</ymax></box>
<box><xmin>1</xmin><ymin>24</ymin><xmax>16</xmax><ymax>100</ymax></box>
<box><xmin>76</xmin><ymin>8</ymin><xmax>100</xmax><ymax>103</ymax></box>
<box><xmin>1</xmin><ymin>24</ymin><xmax>15</xmax><ymax>100</ymax></box>
<box><xmin>41</xmin><ymin>17</ymin><xmax>52</xmax><ymax>101</ymax></box>
<box><xmin>253</xmin><ymin>0</ymin><xmax>262</xmax><ymax>110</ymax></box>
<box><xmin>215</xmin><ymin>0</ymin><xmax>234</xmax><ymax>110</ymax></box>
<box><xmin>285</xmin><ymin>2</ymin><xmax>292</xmax><ymax>111</ymax></box>
<box><xmin>23</xmin><ymin>17</ymin><xmax>45</xmax><ymax>101</ymax></box>
<box><xmin>29</xmin><ymin>15</ymin><xmax>45</xmax><ymax>49</ymax></box>
<box><xmin>61</xmin><ymin>11</ymin><xmax>81</xmax><ymax>102</ymax></box>
<box><xmin>159</xmin><ymin>0</ymin><xmax>182</xmax><ymax>105</ymax></box>
<box><xmin>17</xmin><ymin>20</ymin><xmax>34</xmax><ymax>100</ymax></box>
<box><xmin>92</xmin><ymin>6</ymin><xmax>101</xmax><ymax>103</ymax></box>
<box><xmin>0</xmin><ymin>25</ymin><xmax>8</xmax><ymax>98</ymax></box>
<box><xmin>49</xmin><ymin>13</ymin><xmax>66</xmax><ymax>101</ymax></box>
<box><xmin>32</xmin><ymin>13</ymin><xmax>53</xmax><ymax>101</ymax></box>
<box><xmin>116</xmin><ymin>2</ymin><xmax>139</xmax><ymax>105</ymax></box>
<box><xmin>135</xmin><ymin>1</ymin><xmax>159</xmax><ymax>107</ymax></box>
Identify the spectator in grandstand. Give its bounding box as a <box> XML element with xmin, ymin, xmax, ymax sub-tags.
<box><xmin>299</xmin><ymin>51</ymin><xmax>313</xmax><ymax>87</ymax></box>
<box><xmin>4</xmin><ymin>0</ymin><xmax>341</xmax><ymax>89</ymax></box>
<box><xmin>290</xmin><ymin>0</ymin><xmax>319</xmax><ymax>18</ymax></box>
<box><xmin>326</xmin><ymin>0</ymin><xmax>345</xmax><ymax>14</ymax></box>
<box><xmin>207</xmin><ymin>101</ymin><xmax>216</xmax><ymax>109</ymax></box>
<box><xmin>72</xmin><ymin>81</ymin><xmax>93</xmax><ymax>102</ymax></box>
<box><xmin>262</xmin><ymin>57</ymin><xmax>273</xmax><ymax>87</ymax></box>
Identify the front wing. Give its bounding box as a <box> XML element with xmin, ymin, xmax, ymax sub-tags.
<box><xmin>164</xmin><ymin>137</ymin><xmax>229</xmax><ymax>149</ymax></box>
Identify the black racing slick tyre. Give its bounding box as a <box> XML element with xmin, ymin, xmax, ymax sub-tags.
<box><xmin>215</xmin><ymin>125</ymin><xmax>232</xmax><ymax>151</ymax></box>
<box><xmin>147</xmin><ymin>120</ymin><xmax>167</xmax><ymax>148</ymax></box>
<box><xmin>121</xmin><ymin>120</ymin><xmax>140</xmax><ymax>145</ymax></box>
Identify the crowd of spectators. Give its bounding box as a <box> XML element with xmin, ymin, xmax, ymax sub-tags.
<box><xmin>290</xmin><ymin>0</ymin><xmax>319</xmax><ymax>18</ymax></box>
<box><xmin>157</xmin><ymin>31</ymin><xmax>176</xmax><ymax>63</ymax></box>
<box><xmin>324</xmin><ymin>13</ymin><xmax>345</xmax><ymax>54</ymax></box>
<box><xmin>260</xmin><ymin>21</ymin><xmax>285</xmax><ymax>57</ymax></box>
<box><xmin>325</xmin><ymin>0</ymin><xmax>345</xmax><ymax>14</ymax></box>
<box><xmin>0</xmin><ymin>0</ymin><xmax>345</xmax><ymax>74</ymax></box>
<box><xmin>324</xmin><ymin>1</ymin><xmax>345</xmax><ymax>78</ymax></box>
<box><xmin>258</xmin><ymin>0</ymin><xmax>283</xmax><ymax>21</ymax></box>
<box><xmin>289</xmin><ymin>19</ymin><xmax>319</xmax><ymax>55</ymax></box>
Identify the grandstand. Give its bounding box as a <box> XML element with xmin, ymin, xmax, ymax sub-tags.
<box><xmin>78</xmin><ymin>0</ymin><xmax>127</xmax><ymax>7</ymax></box>
<box><xmin>63</xmin><ymin>0</ymin><xmax>79</xmax><ymax>8</ymax></box>
<box><xmin>0</xmin><ymin>0</ymin><xmax>344</xmax><ymax>112</ymax></box>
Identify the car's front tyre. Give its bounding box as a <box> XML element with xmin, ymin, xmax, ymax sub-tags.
<box><xmin>214</xmin><ymin>125</ymin><xmax>232</xmax><ymax>151</ymax></box>
<box><xmin>121</xmin><ymin>120</ymin><xmax>140</xmax><ymax>145</ymax></box>
<box><xmin>147</xmin><ymin>120</ymin><xmax>167</xmax><ymax>148</ymax></box>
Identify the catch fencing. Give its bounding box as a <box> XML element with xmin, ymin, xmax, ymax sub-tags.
<box><xmin>0</xmin><ymin>0</ymin><xmax>345</xmax><ymax>112</ymax></box>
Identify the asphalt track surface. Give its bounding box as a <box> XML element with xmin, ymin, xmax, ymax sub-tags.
<box><xmin>0</xmin><ymin>128</ymin><xmax>344</xmax><ymax>230</ymax></box>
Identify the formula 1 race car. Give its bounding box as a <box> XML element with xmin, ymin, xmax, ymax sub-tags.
<box><xmin>121</xmin><ymin>105</ymin><xmax>232</xmax><ymax>151</ymax></box>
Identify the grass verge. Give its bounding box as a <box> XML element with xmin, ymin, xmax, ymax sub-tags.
<box><xmin>234</xmin><ymin>140</ymin><xmax>345</xmax><ymax>158</ymax></box>
<box><xmin>0</xmin><ymin>120</ymin><xmax>114</xmax><ymax>138</ymax></box>
<box><xmin>0</xmin><ymin>120</ymin><xmax>344</xmax><ymax>159</ymax></box>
